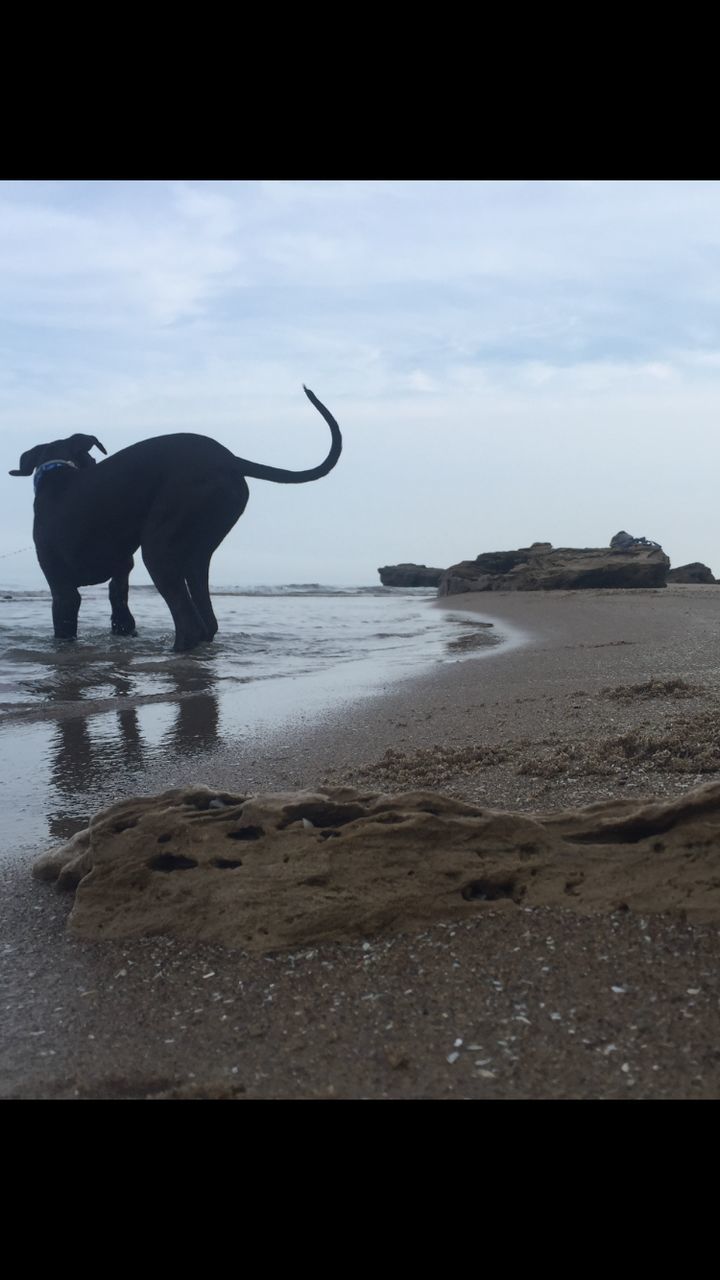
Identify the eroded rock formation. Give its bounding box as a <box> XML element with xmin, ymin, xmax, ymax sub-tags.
<box><xmin>378</xmin><ymin>564</ymin><xmax>445</xmax><ymax>587</ymax></box>
<box><xmin>667</xmin><ymin>562</ymin><xmax>716</xmax><ymax>584</ymax></box>
<box><xmin>33</xmin><ymin>781</ymin><xmax>720</xmax><ymax>950</ymax></box>
<box><xmin>439</xmin><ymin>542</ymin><xmax>670</xmax><ymax>595</ymax></box>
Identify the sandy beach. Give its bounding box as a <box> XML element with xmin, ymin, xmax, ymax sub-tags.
<box><xmin>3</xmin><ymin>583</ymin><xmax>720</xmax><ymax>1099</ymax></box>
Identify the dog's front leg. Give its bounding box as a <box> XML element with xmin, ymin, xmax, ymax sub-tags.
<box><xmin>51</xmin><ymin>586</ymin><xmax>81</xmax><ymax>640</ymax></box>
<box><xmin>109</xmin><ymin>563</ymin><xmax>137</xmax><ymax>636</ymax></box>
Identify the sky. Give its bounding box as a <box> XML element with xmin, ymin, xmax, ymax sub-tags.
<box><xmin>2</xmin><ymin>178</ymin><xmax>720</xmax><ymax>588</ymax></box>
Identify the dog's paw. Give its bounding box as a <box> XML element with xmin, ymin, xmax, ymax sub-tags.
<box><xmin>111</xmin><ymin>618</ymin><xmax>137</xmax><ymax>636</ymax></box>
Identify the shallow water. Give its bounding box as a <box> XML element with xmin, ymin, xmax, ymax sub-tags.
<box><xmin>0</xmin><ymin>584</ymin><xmax>525</xmax><ymax>852</ymax></box>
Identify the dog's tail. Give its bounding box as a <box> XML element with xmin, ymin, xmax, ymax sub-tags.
<box><xmin>235</xmin><ymin>386</ymin><xmax>342</xmax><ymax>484</ymax></box>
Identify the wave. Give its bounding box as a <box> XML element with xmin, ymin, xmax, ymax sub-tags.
<box><xmin>209</xmin><ymin>584</ymin><xmax>438</xmax><ymax>598</ymax></box>
<box><xmin>1</xmin><ymin>583</ymin><xmax>438</xmax><ymax>601</ymax></box>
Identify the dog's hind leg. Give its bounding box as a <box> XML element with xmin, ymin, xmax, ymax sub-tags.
<box><xmin>180</xmin><ymin>481</ymin><xmax>250</xmax><ymax>641</ymax></box>
<box><xmin>141</xmin><ymin>545</ymin><xmax>210</xmax><ymax>652</ymax></box>
<box><xmin>185</xmin><ymin>552</ymin><xmax>218</xmax><ymax>640</ymax></box>
<box><xmin>109</xmin><ymin>558</ymin><xmax>137</xmax><ymax>635</ymax></box>
<box><xmin>51</xmin><ymin>585</ymin><xmax>81</xmax><ymax>640</ymax></box>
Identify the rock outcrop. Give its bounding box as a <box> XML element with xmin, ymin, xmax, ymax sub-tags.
<box><xmin>32</xmin><ymin>781</ymin><xmax>720</xmax><ymax>951</ymax></box>
<box><xmin>609</xmin><ymin>530</ymin><xmax>661</xmax><ymax>550</ymax></box>
<box><xmin>378</xmin><ymin>563</ymin><xmax>445</xmax><ymax>587</ymax></box>
<box><xmin>439</xmin><ymin>542</ymin><xmax>670</xmax><ymax>595</ymax></box>
<box><xmin>667</xmin><ymin>562</ymin><xmax>716</xmax><ymax>584</ymax></box>
<box><xmin>610</xmin><ymin>530</ymin><xmax>635</xmax><ymax>549</ymax></box>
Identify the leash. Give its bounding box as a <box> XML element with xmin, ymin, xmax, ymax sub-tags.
<box><xmin>0</xmin><ymin>545</ymin><xmax>34</xmax><ymax>559</ymax></box>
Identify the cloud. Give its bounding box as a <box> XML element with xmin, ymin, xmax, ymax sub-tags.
<box><xmin>0</xmin><ymin>182</ymin><xmax>243</xmax><ymax>328</ymax></box>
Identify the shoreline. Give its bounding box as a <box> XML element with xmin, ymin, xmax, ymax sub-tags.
<box><xmin>0</xmin><ymin>594</ymin><xmax>509</xmax><ymax>850</ymax></box>
<box><xmin>3</xmin><ymin>584</ymin><xmax>720</xmax><ymax>1099</ymax></box>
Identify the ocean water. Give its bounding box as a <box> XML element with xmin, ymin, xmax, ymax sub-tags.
<box><xmin>0</xmin><ymin>583</ymin><xmax>507</xmax><ymax>714</ymax></box>
<box><xmin>0</xmin><ymin>583</ymin><xmax>521</xmax><ymax>850</ymax></box>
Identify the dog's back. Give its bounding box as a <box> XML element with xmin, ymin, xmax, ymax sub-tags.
<box><xmin>34</xmin><ymin>434</ymin><xmax>244</xmax><ymax>585</ymax></box>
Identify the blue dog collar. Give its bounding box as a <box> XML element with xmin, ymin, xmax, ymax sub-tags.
<box><xmin>33</xmin><ymin>459</ymin><xmax>78</xmax><ymax>491</ymax></box>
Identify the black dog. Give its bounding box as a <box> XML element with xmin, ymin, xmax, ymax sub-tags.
<box><xmin>9</xmin><ymin>386</ymin><xmax>341</xmax><ymax>652</ymax></box>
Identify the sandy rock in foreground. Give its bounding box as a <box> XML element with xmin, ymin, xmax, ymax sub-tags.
<box><xmin>31</xmin><ymin>781</ymin><xmax>720</xmax><ymax>950</ymax></box>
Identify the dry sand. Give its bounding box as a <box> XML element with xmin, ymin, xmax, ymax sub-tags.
<box><xmin>3</xmin><ymin>584</ymin><xmax>720</xmax><ymax>1099</ymax></box>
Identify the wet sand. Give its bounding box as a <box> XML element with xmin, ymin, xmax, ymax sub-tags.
<box><xmin>3</xmin><ymin>584</ymin><xmax>720</xmax><ymax>1099</ymax></box>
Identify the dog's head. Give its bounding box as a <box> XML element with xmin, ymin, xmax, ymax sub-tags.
<box><xmin>9</xmin><ymin>433</ymin><xmax>107</xmax><ymax>477</ymax></box>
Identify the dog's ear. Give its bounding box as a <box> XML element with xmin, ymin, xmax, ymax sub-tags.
<box><xmin>67</xmin><ymin>433</ymin><xmax>108</xmax><ymax>458</ymax></box>
<box><xmin>84</xmin><ymin>434</ymin><xmax>107</xmax><ymax>456</ymax></box>
<box><xmin>9</xmin><ymin>445</ymin><xmax>45</xmax><ymax>477</ymax></box>
<box><xmin>8</xmin><ymin>433</ymin><xmax>107</xmax><ymax>476</ymax></box>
